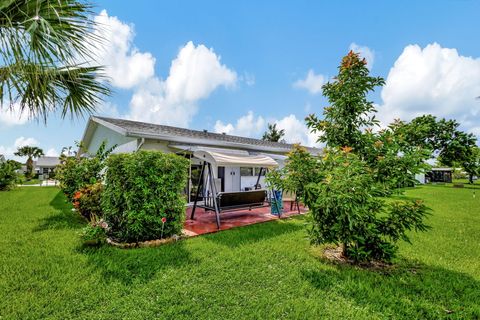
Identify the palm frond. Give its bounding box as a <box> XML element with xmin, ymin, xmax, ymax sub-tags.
<box><xmin>2</xmin><ymin>60</ymin><xmax>110</xmax><ymax>121</ymax></box>
<box><xmin>0</xmin><ymin>0</ymin><xmax>110</xmax><ymax>122</ymax></box>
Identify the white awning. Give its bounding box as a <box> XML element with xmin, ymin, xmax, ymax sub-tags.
<box><xmin>193</xmin><ymin>149</ymin><xmax>278</xmax><ymax>168</ymax></box>
<box><xmin>169</xmin><ymin>144</ymin><xmax>249</xmax><ymax>155</ymax></box>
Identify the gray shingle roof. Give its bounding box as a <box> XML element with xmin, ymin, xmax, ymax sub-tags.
<box><xmin>36</xmin><ymin>156</ymin><xmax>60</xmax><ymax>167</ymax></box>
<box><xmin>93</xmin><ymin>116</ymin><xmax>321</xmax><ymax>154</ymax></box>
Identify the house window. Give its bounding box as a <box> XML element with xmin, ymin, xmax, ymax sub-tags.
<box><xmin>240</xmin><ymin>167</ymin><xmax>254</xmax><ymax>176</ymax></box>
<box><xmin>240</xmin><ymin>167</ymin><xmax>266</xmax><ymax>177</ymax></box>
<box><xmin>254</xmin><ymin>167</ymin><xmax>266</xmax><ymax>176</ymax></box>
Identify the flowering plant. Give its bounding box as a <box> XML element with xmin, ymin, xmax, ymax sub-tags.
<box><xmin>73</xmin><ymin>183</ymin><xmax>104</xmax><ymax>221</ymax></box>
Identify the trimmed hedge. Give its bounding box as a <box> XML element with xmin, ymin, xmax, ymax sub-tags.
<box><xmin>102</xmin><ymin>151</ymin><xmax>189</xmax><ymax>242</ymax></box>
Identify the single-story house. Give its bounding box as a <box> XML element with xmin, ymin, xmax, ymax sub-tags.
<box><xmin>80</xmin><ymin>116</ymin><xmax>321</xmax><ymax>202</ymax></box>
<box><xmin>36</xmin><ymin>156</ymin><xmax>61</xmax><ymax>175</ymax></box>
<box><xmin>426</xmin><ymin>167</ymin><xmax>453</xmax><ymax>183</ymax></box>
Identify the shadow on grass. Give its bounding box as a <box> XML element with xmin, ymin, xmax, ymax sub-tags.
<box><xmin>205</xmin><ymin>216</ymin><xmax>305</xmax><ymax>248</ymax></box>
<box><xmin>302</xmin><ymin>258</ymin><xmax>480</xmax><ymax>319</ymax></box>
<box><xmin>33</xmin><ymin>190</ymin><xmax>85</xmax><ymax>232</ymax></box>
<box><xmin>77</xmin><ymin>242</ymin><xmax>198</xmax><ymax>285</ymax></box>
<box><xmin>429</xmin><ymin>183</ymin><xmax>480</xmax><ymax>190</ymax></box>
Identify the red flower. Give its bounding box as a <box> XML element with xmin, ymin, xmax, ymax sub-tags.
<box><xmin>161</xmin><ymin>217</ymin><xmax>167</xmax><ymax>224</ymax></box>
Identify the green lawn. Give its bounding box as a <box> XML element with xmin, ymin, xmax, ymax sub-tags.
<box><xmin>0</xmin><ymin>185</ymin><xmax>479</xmax><ymax>319</ymax></box>
<box><xmin>20</xmin><ymin>178</ymin><xmax>40</xmax><ymax>185</ymax></box>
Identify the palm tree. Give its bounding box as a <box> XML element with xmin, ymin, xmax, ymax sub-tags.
<box><xmin>262</xmin><ymin>123</ymin><xmax>286</xmax><ymax>142</ymax></box>
<box><xmin>0</xmin><ymin>0</ymin><xmax>110</xmax><ymax>122</ymax></box>
<box><xmin>14</xmin><ymin>146</ymin><xmax>44</xmax><ymax>178</ymax></box>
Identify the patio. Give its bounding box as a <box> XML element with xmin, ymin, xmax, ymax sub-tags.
<box><xmin>183</xmin><ymin>201</ymin><xmax>307</xmax><ymax>236</ymax></box>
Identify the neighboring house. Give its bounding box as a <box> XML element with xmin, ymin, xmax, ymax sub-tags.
<box><xmin>80</xmin><ymin>116</ymin><xmax>321</xmax><ymax>202</ymax></box>
<box><xmin>0</xmin><ymin>154</ymin><xmax>5</xmax><ymax>163</ymax></box>
<box><xmin>414</xmin><ymin>173</ymin><xmax>426</xmax><ymax>184</ymax></box>
<box><xmin>36</xmin><ymin>156</ymin><xmax>61</xmax><ymax>175</ymax></box>
<box><xmin>426</xmin><ymin>167</ymin><xmax>453</xmax><ymax>183</ymax></box>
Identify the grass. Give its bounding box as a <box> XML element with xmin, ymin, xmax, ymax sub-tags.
<box><xmin>0</xmin><ymin>185</ymin><xmax>479</xmax><ymax>319</ymax></box>
<box><xmin>20</xmin><ymin>178</ymin><xmax>40</xmax><ymax>185</ymax></box>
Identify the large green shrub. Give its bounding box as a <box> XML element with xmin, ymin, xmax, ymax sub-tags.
<box><xmin>304</xmin><ymin>148</ymin><xmax>430</xmax><ymax>262</ymax></box>
<box><xmin>102</xmin><ymin>151</ymin><xmax>189</xmax><ymax>242</ymax></box>
<box><xmin>56</xmin><ymin>141</ymin><xmax>114</xmax><ymax>201</ymax></box>
<box><xmin>56</xmin><ymin>156</ymin><xmax>101</xmax><ymax>201</ymax></box>
<box><xmin>0</xmin><ymin>161</ymin><xmax>21</xmax><ymax>191</ymax></box>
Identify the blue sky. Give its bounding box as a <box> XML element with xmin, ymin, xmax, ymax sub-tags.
<box><xmin>2</xmin><ymin>0</ymin><xmax>480</xmax><ymax>158</ymax></box>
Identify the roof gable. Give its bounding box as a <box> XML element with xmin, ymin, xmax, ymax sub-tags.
<box><xmin>36</xmin><ymin>156</ymin><xmax>60</xmax><ymax>167</ymax></box>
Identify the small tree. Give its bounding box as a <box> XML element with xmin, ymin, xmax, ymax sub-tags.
<box><xmin>265</xmin><ymin>145</ymin><xmax>320</xmax><ymax>198</ymax></box>
<box><xmin>304</xmin><ymin>148</ymin><xmax>430</xmax><ymax>262</ymax></box>
<box><xmin>297</xmin><ymin>51</ymin><xmax>432</xmax><ymax>262</ymax></box>
<box><xmin>282</xmin><ymin>145</ymin><xmax>320</xmax><ymax>198</ymax></box>
<box><xmin>306</xmin><ymin>51</ymin><xmax>429</xmax><ymax>193</ymax></box>
<box><xmin>262</xmin><ymin>123</ymin><xmax>285</xmax><ymax>142</ymax></box>
<box><xmin>14</xmin><ymin>146</ymin><xmax>44</xmax><ymax>178</ymax></box>
<box><xmin>306</xmin><ymin>51</ymin><xmax>385</xmax><ymax>151</ymax></box>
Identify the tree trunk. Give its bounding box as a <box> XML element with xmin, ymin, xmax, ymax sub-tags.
<box><xmin>342</xmin><ymin>242</ymin><xmax>349</xmax><ymax>258</ymax></box>
<box><xmin>26</xmin><ymin>157</ymin><xmax>33</xmax><ymax>179</ymax></box>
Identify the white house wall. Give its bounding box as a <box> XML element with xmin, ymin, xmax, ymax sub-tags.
<box><xmin>415</xmin><ymin>173</ymin><xmax>426</xmax><ymax>184</ymax></box>
<box><xmin>140</xmin><ymin>140</ymin><xmax>172</xmax><ymax>153</ymax></box>
<box><xmin>241</xmin><ymin>176</ymin><xmax>266</xmax><ymax>190</ymax></box>
<box><xmin>87</xmin><ymin>124</ymin><xmax>135</xmax><ymax>155</ymax></box>
<box><xmin>113</xmin><ymin>140</ymin><xmax>139</xmax><ymax>154</ymax></box>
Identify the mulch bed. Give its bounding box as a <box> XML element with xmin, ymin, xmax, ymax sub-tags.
<box><xmin>322</xmin><ymin>245</ymin><xmax>393</xmax><ymax>270</ymax></box>
<box><xmin>105</xmin><ymin>233</ymin><xmax>186</xmax><ymax>249</ymax></box>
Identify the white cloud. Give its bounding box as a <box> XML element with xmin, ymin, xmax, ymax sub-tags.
<box><xmin>214</xmin><ymin>111</ymin><xmax>265</xmax><ymax>137</ymax></box>
<box><xmin>213</xmin><ymin>121</ymin><xmax>235</xmax><ymax>135</ymax></box>
<box><xmin>214</xmin><ymin>112</ymin><xmax>321</xmax><ymax>147</ymax></box>
<box><xmin>45</xmin><ymin>148</ymin><xmax>59</xmax><ymax>157</ymax></box>
<box><xmin>96</xmin><ymin>101</ymin><xmax>119</xmax><ymax>118</ymax></box>
<box><xmin>275</xmin><ymin>114</ymin><xmax>320</xmax><ymax>147</ymax></box>
<box><xmin>0</xmin><ymin>104</ymin><xmax>30</xmax><ymax>126</ymax></box>
<box><xmin>14</xmin><ymin>137</ymin><xmax>38</xmax><ymax>149</ymax></box>
<box><xmin>0</xmin><ymin>137</ymin><xmax>38</xmax><ymax>161</ymax></box>
<box><xmin>87</xmin><ymin>11</ymin><xmax>238</xmax><ymax>127</ymax></box>
<box><xmin>90</xmin><ymin>10</ymin><xmax>156</xmax><ymax>89</ymax></box>
<box><xmin>349</xmin><ymin>43</ymin><xmax>375</xmax><ymax>69</ymax></box>
<box><xmin>0</xmin><ymin>146</ymin><xmax>13</xmax><ymax>157</ymax></box>
<box><xmin>164</xmin><ymin>42</ymin><xmax>237</xmax><ymax>103</ymax></box>
<box><xmin>128</xmin><ymin>41</ymin><xmax>237</xmax><ymax>127</ymax></box>
<box><xmin>378</xmin><ymin>43</ymin><xmax>480</xmax><ymax>136</ymax></box>
<box><xmin>293</xmin><ymin>69</ymin><xmax>326</xmax><ymax>94</ymax></box>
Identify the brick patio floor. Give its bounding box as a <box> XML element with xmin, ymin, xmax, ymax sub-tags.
<box><xmin>183</xmin><ymin>201</ymin><xmax>307</xmax><ymax>236</ymax></box>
